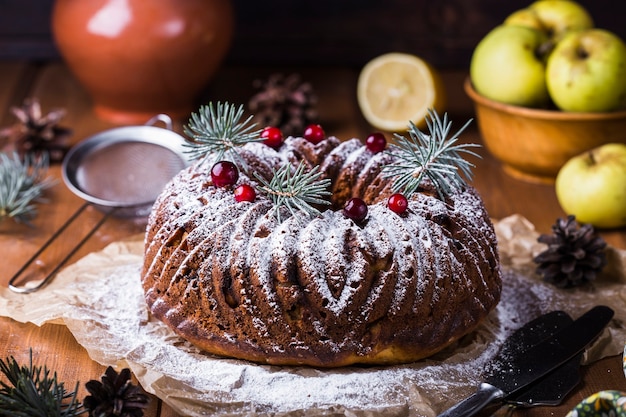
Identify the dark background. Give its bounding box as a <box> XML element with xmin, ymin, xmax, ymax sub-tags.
<box><xmin>1</xmin><ymin>0</ymin><xmax>625</xmax><ymax>70</ymax></box>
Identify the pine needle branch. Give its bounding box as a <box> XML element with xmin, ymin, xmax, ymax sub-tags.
<box><xmin>183</xmin><ymin>102</ymin><xmax>263</xmax><ymax>170</ymax></box>
<box><xmin>0</xmin><ymin>152</ymin><xmax>55</xmax><ymax>224</ymax></box>
<box><xmin>0</xmin><ymin>349</ymin><xmax>84</xmax><ymax>417</ymax></box>
<box><xmin>383</xmin><ymin>109</ymin><xmax>481</xmax><ymax>199</ymax></box>
<box><xmin>254</xmin><ymin>162</ymin><xmax>331</xmax><ymax>223</ymax></box>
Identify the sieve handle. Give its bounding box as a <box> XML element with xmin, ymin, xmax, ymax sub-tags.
<box><xmin>8</xmin><ymin>203</ymin><xmax>116</xmax><ymax>293</ymax></box>
<box><xmin>145</xmin><ymin>113</ymin><xmax>173</xmax><ymax>130</ymax></box>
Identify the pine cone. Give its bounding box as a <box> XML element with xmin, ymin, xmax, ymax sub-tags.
<box><xmin>533</xmin><ymin>215</ymin><xmax>607</xmax><ymax>288</ymax></box>
<box><xmin>248</xmin><ymin>73</ymin><xmax>318</xmax><ymax>136</ymax></box>
<box><xmin>84</xmin><ymin>367</ymin><xmax>150</xmax><ymax>417</ymax></box>
<box><xmin>0</xmin><ymin>98</ymin><xmax>72</xmax><ymax>162</ymax></box>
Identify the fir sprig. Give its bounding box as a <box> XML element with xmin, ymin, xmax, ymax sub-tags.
<box><xmin>383</xmin><ymin>110</ymin><xmax>480</xmax><ymax>199</ymax></box>
<box><xmin>0</xmin><ymin>351</ymin><xmax>149</xmax><ymax>417</ymax></box>
<box><xmin>0</xmin><ymin>350</ymin><xmax>83</xmax><ymax>417</ymax></box>
<box><xmin>254</xmin><ymin>162</ymin><xmax>331</xmax><ymax>223</ymax></box>
<box><xmin>183</xmin><ymin>102</ymin><xmax>263</xmax><ymax>169</ymax></box>
<box><xmin>0</xmin><ymin>152</ymin><xmax>54</xmax><ymax>224</ymax></box>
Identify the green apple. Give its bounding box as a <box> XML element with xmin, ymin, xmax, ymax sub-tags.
<box><xmin>504</xmin><ymin>9</ymin><xmax>546</xmax><ymax>33</ymax></box>
<box><xmin>527</xmin><ymin>0</ymin><xmax>593</xmax><ymax>40</ymax></box>
<box><xmin>555</xmin><ymin>143</ymin><xmax>626</xmax><ymax>229</ymax></box>
<box><xmin>546</xmin><ymin>29</ymin><xmax>626</xmax><ymax>112</ymax></box>
<box><xmin>470</xmin><ymin>25</ymin><xmax>550</xmax><ymax>107</ymax></box>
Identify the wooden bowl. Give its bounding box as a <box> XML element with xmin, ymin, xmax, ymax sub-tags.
<box><xmin>464</xmin><ymin>77</ymin><xmax>626</xmax><ymax>183</ymax></box>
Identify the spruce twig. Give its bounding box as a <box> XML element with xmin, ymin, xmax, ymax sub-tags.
<box><xmin>183</xmin><ymin>102</ymin><xmax>263</xmax><ymax>169</ymax></box>
<box><xmin>383</xmin><ymin>109</ymin><xmax>481</xmax><ymax>199</ymax></box>
<box><xmin>0</xmin><ymin>349</ymin><xmax>83</xmax><ymax>417</ymax></box>
<box><xmin>254</xmin><ymin>162</ymin><xmax>331</xmax><ymax>223</ymax></box>
<box><xmin>0</xmin><ymin>152</ymin><xmax>55</xmax><ymax>224</ymax></box>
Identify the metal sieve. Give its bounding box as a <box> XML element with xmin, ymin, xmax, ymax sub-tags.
<box><xmin>9</xmin><ymin>114</ymin><xmax>190</xmax><ymax>293</ymax></box>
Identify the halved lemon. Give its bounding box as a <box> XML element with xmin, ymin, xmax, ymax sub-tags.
<box><xmin>357</xmin><ymin>52</ymin><xmax>446</xmax><ymax>132</ymax></box>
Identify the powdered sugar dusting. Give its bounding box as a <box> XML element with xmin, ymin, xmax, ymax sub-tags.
<box><xmin>299</xmin><ymin>213</ymin><xmax>365</xmax><ymax>316</ymax></box>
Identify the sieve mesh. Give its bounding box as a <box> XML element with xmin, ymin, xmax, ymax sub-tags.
<box><xmin>74</xmin><ymin>141</ymin><xmax>186</xmax><ymax>205</ymax></box>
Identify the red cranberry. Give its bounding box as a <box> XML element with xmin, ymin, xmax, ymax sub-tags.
<box><xmin>388</xmin><ymin>193</ymin><xmax>408</xmax><ymax>214</ymax></box>
<box><xmin>343</xmin><ymin>197</ymin><xmax>368</xmax><ymax>222</ymax></box>
<box><xmin>366</xmin><ymin>132</ymin><xmax>387</xmax><ymax>153</ymax></box>
<box><xmin>261</xmin><ymin>126</ymin><xmax>284</xmax><ymax>149</ymax></box>
<box><xmin>211</xmin><ymin>161</ymin><xmax>239</xmax><ymax>187</ymax></box>
<box><xmin>234</xmin><ymin>184</ymin><xmax>256</xmax><ymax>202</ymax></box>
<box><xmin>303</xmin><ymin>124</ymin><xmax>325</xmax><ymax>144</ymax></box>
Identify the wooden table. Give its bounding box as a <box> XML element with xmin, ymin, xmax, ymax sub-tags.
<box><xmin>0</xmin><ymin>60</ymin><xmax>624</xmax><ymax>416</ymax></box>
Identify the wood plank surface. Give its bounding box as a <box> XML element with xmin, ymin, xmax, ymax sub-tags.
<box><xmin>0</xmin><ymin>61</ymin><xmax>624</xmax><ymax>417</ymax></box>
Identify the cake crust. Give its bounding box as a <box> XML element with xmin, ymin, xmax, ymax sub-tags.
<box><xmin>142</xmin><ymin>136</ymin><xmax>502</xmax><ymax>367</ymax></box>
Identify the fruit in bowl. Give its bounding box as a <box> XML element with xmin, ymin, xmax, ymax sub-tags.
<box><xmin>464</xmin><ymin>79</ymin><xmax>626</xmax><ymax>183</ymax></box>
<box><xmin>546</xmin><ymin>29</ymin><xmax>626</xmax><ymax>112</ymax></box>
<box><xmin>467</xmin><ymin>0</ymin><xmax>626</xmax><ymax>182</ymax></box>
<box><xmin>504</xmin><ymin>0</ymin><xmax>593</xmax><ymax>41</ymax></box>
<box><xmin>471</xmin><ymin>0</ymin><xmax>626</xmax><ymax>113</ymax></box>
<box><xmin>470</xmin><ymin>24</ymin><xmax>550</xmax><ymax>108</ymax></box>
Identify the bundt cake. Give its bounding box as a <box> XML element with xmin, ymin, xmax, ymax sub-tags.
<box><xmin>141</xmin><ymin>104</ymin><xmax>502</xmax><ymax>367</ymax></box>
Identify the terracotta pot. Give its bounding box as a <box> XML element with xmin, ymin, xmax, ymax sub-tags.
<box><xmin>52</xmin><ymin>0</ymin><xmax>234</xmax><ymax>124</ymax></box>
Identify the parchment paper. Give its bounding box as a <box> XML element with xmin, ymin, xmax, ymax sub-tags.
<box><xmin>0</xmin><ymin>214</ymin><xmax>625</xmax><ymax>417</ymax></box>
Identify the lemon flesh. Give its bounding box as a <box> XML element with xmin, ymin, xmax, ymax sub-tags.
<box><xmin>357</xmin><ymin>52</ymin><xmax>446</xmax><ymax>132</ymax></box>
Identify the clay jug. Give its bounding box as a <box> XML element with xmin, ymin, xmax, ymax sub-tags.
<box><xmin>52</xmin><ymin>0</ymin><xmax>234</xmax><ymax>124</ymax></box>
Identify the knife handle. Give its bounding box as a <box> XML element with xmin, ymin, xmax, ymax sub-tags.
<box><xmin>437</xmin><ymin>383</ymin><xmax>505</xmax><ymax>417</ymax></box>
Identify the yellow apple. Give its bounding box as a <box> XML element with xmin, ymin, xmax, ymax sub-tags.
<box><xmin>505</xmin><ymin>0</ymin><xmax>593</xmax><ymax>41</ymax></box>
<box><xmin>546</xmin><ymin>29</ymin><xmax>626</xmax><ymax>112</ymax></box>
<box><xmin>555</xmin><ymin>143</ymin><xmax>626</xmax><ymax>229</ymax></box>
<box><xmin>527</xmin><ymin>0</ymin><xmax>593</xmax><ymax>39</ymax></box>
<box><xmin>470</xmin><ymin>25</ymin><xmax>550</xmax><ymax>107</ymax></box>
<box><xmin>505</xmin><ymin>9</ymin><xmax>545</xmax><ymax>32</ymax></box>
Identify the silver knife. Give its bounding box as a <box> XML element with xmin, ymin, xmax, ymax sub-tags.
<box><xmin>437</xmin><ymin>305</ymin><xmax>614</xmax><ymax>417</ymax></box>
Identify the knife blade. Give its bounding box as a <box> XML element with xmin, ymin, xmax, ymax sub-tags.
<box><xmin>437</xmin><ymin>305</ymin><xmax>614</xmax><ymax>417</ymax></box>
<box><xmin>505</xmin><ymin>311</ymin><xmax>583</xmax><ymax>407</ymax></box>
<box><xmin>509</xmin><ymin>350</ymin><xmax>582</xmax><ymax>407</ymax></box>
